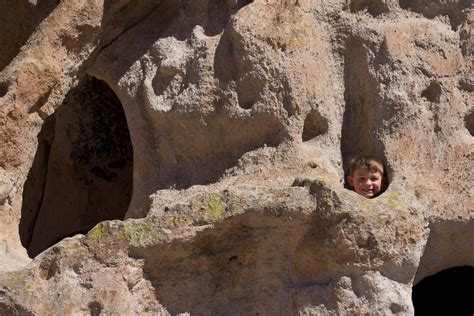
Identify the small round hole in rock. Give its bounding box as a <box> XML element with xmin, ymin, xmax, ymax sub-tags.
<box><xmin>421</xmin><ymin>81</ymin><xmax>442</xmax><ymax>103</ymax></box>
<box><xmin>0</xmin><ymin>81</ymin><xmax>10</xmax><ymax>97</ymax></box>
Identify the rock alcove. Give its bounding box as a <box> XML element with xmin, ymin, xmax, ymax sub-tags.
<box><xmin>412</xmin><ymin>266</ymin><xmax>474</xmax><ymax>314</ymax></box>
<box><xmin>20</xmin><ymin>76</ymin><xmax>133</xmax><ymax>258</ymax></box>
<box><xmin>340</xmin><ymin>37</ymin><xmax>390</xmax><ymax>194</ymax></box>
<box><xmin>412</xmin><ymin>220</ymin><xmax>474</xmax><ymax>314</ymax></box>
<box><xmin>302</xmin><ymin>109</ymin><xmax>328</xmax><ymax>142</ymax></box>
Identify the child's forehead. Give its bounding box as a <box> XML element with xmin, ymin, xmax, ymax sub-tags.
<box><xmin>353</xmin><ymin>167</ymin><xmax>382</xmax><ymax>175</ymax></box>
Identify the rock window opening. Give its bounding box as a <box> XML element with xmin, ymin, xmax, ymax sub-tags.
<box><xmin>20</xmin><ymin>76</ymin><xmax>133</xmax><ymax>258</ymax></box>
<box><xmin>341</xmin><ymin>38</ymin><xmax>390</xmax><ymax>196</ymax></box>
<box><xmin>412</xmin><ymin>266</ymin><xmax>474</xmax><ymax>315</ymax></box>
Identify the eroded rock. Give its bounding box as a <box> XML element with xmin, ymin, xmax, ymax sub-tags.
<box><xmin>0</xmin><ymin>0</ymin><xmax>472</xmax><ymax>314</ymax></box>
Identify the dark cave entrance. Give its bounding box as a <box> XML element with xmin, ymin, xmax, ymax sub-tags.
<box><xmin>412</xmin><ymin>266</ymin><xmax>474</xmax><ymax>315</ymax></box>
<box><xmin>20</xmin><ymin>76</ymin><xmax>133</xmax><ymax>258</ymax></box>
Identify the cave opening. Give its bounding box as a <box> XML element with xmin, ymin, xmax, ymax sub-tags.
<box><xmin>412</xmin><ymin>266</ymin><xmax>474</xmax><ymax>315</ymax></box>
<box><xmin>20</xmin><ymin>75</ymin><xmax>133</xmax><ymax>258</ymax></box>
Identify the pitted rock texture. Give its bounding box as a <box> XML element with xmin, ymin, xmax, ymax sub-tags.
<box><xmin>0</xmin><ymin>0</ymin><xmax>473</xmax><ymax>314</ymax></box>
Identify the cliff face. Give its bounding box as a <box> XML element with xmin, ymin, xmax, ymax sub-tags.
<box><xmin>0</xmin><ymin>0</ymin><xmax>472</xmax><ymax>314</ymax></box>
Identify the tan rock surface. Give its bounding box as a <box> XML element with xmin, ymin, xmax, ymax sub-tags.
<box><xmin>0</xmin><ymin>0</ymin><xmax>472</xmax><ymax>314</ymax></box>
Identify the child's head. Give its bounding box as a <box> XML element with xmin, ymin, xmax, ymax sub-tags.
<box><xmin>347</xmin><ymin>155</ymin><xmax>385</xmax><ymax>198</ymax></box>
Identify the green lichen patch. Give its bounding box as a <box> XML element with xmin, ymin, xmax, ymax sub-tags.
<box><xmin>122</xmin><ymin>219</ymin><xmax>164</xmax><ymax>248</ymax></box>
<box><xmin>203</xmin><ymin>195</ymin><xmax>226</xmax><ymax>222</ymax></box>
<box><xmin>34</xmin><ymin>58</ymin><xmax>48</xmax><ymax>72</ymax></box>
<box><xmin>355</xmin><ymin>194</ymin><xmax>372</xmax><ymax>210</ymax></box>
<box><xmin>166</xmin><ymin>215</ymin><xmax>190</xmax><ymax>228</ymax></box>
<box><xmin>85</xmin><ymin>218</ymin><xmax>171</xmax><ymax>250</ymax></box>
<box><xmin>377</xmin><ymin>214</ymin><xmax>392</xmax><ymax>227</ymax></box>
<box><xmin>354</xmin><ymin>191</ymin><xmax>408</xmax><ymax>214</ymax></box>
<box><xmin>87</xmin><ymin>223</ymin><xmax>105</xmax><ymax>240</ymax></box>
<box><xmin>384</xmin><ymin>191</ymin><xmax>406</xmax><ymax>211</ymax></box>
<box><xmin>288</xmin><ymin>24</ymin><xmax>312</xmax><ymax>49</ymax></box>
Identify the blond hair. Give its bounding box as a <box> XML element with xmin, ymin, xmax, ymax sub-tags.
<box><xmin>349</xmin><ymin>155</ymin><xmax>384</xmax><ymax>176</ymax></box>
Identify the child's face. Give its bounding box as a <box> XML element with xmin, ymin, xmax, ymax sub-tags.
<box><xmin>347</xmin><ymin>168</ymin><xmax>383</xmax><ymax>198</ymax></box>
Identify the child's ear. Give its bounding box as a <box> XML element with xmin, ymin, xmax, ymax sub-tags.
<box><xmin>347</xmin><ymin>175</ymin><xmax>353</xmax><ymax>187</ymax></box>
